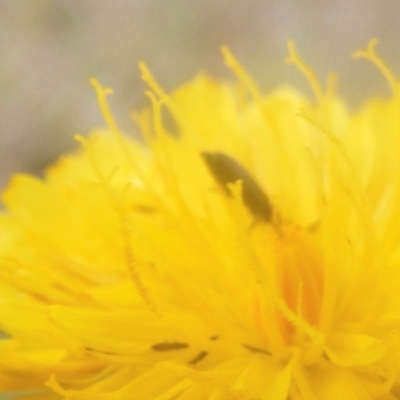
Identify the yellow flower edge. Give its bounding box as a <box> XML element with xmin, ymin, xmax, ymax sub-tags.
<box><xmin>1</xmin><ymin>39</ymin><xmax>400</xmax><ymax>399</ymax></box>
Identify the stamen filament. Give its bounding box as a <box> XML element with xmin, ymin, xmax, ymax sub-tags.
<box><xmin>285</xmin><ymin>40</ymin><xmax>324</xmax><ymax>103</ymax></box>
<box><xmin>353</xmin><ymin>38</ymin><xmax>399</xmax><ymax>96</ymax></box>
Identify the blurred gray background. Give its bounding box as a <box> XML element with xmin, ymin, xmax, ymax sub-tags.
<box><xmin>1</xmin><ymin>0</ymin><xmax>400</xmax><ymax>191</ymax></box>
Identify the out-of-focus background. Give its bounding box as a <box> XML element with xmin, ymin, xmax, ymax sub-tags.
<box><xmin>1</xmin><ymin>0</ymin><xmax>400</xmax><ymax>191</ymax></box>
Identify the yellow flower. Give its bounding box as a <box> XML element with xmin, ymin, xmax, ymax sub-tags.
<box><xmin>1</xmin><ymin>39</ymin><xmax>400</xmax><ymax>399</ymax></box>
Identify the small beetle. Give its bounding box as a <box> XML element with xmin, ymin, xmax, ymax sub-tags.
<box><xmin>202</xmin><ymin>151</ymin><xmax>273</xmax><ymax>222</ymax></box>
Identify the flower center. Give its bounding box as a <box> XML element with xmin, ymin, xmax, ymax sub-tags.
<box><xmin>254</xmin><ymin>224</ymin><xmax>325</xmax><ymax>361</ymax></box>
<box><xmin>276</xmin><ymin>226</ymin><xmax>323</xmax><ymax>333</ymax></box>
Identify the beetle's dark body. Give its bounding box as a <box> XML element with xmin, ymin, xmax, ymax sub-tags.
<box><xmin>202</xmin><ymin>151</ymin><xmax>273</xmax><ymax>222</ymax></box>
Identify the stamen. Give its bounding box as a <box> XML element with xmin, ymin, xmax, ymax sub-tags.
<box><xmin>90</xmin><ymin>78</ymin><xmax>135</xmax><ymax>167</ymax></box>
<box><xmin>144</xmin><ymin>90</ymin><xmax>168</xmax><ymax>141</ymax></box>
<box><xmin>221</xmin><ymin>46</ymin><xmax>262</xmax><ymax>102</ymax></box>
<box><xmin>273</xmin><ymin>288</ymin><xmax>324</xmax><ymax>346</ymax></box>
<box><xmin>297</xmin><ymin>112</ymin><xmax>353</xmax><ymax>170</ymax></box>
<box><xmin>138</xmin><ymin>62</ymin><xmax>170</xmax><ymax>105</ymax></box>
<box><xmin>143</xmin><ymin>91</ymin><xmax>198</xmax><ymax>229</ymax></box>
<box><xmin>74</xmin><ymin>135</ymin><xmax>158</xmax><ymax>314</ymax></box>
<box><xmin>297</xmin><ymin>111</ymin><xmax>374</xmax><ymax>239</ymax></box>
<box><xmin>285</xmin><ymin>40</ymin><xmax>324</xmax><ymax>103</ymax></box>
<box><xmin>353</xmin><ymin>38</ymin><xmax>399</xmax><ymax>96</ymax></box>
<box><xmin>90</xmin><ymin>78</ymin><xmax>120</xmax><ymax>135</ymax></box>
<box><xmin>138</xmin><ymin>62</ymin><xmax>187</xmax><ymax>133</ymax></box>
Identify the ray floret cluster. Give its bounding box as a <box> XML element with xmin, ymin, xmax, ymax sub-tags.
<box><xmin>1</xmin><ymin>40</ymin><xmax>400</xmax><ymax>399</ymax></box>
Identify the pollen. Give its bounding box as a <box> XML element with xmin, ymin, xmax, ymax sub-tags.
<box><xmin>1</xmin><ymin>41</ymin><xmax>400</xmax><ymax>399</ymax></box>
